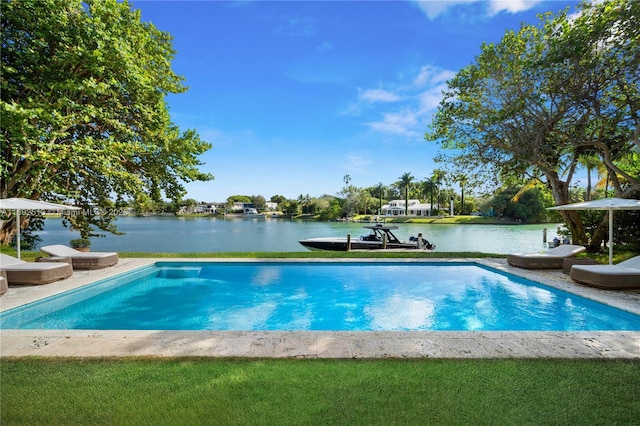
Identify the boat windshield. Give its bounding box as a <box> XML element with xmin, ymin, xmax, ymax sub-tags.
<box><xmin>371</xmin><ymin>227</ymin><xmax>401</xmax><ymax>243</ymax></box>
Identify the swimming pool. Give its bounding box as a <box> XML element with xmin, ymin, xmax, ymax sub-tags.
<box><xmin>1</xmin><ymin>261</ymin><xmax>639</xmax><ymax>331</ymax></box>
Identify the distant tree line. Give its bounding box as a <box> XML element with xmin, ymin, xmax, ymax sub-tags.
<box><xmin>176</xmin><ymin>169</ymin><xmax>565</xmax><ymax>225</ymax></box>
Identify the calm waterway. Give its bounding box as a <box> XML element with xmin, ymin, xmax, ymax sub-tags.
<box><xmin>36</xmin><ymin>216</ymin><xmax>561</xmax><ymax>254</ymax></box>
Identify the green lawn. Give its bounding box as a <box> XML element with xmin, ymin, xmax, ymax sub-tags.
<box><xmin>6</xmin><ymin>246</ymin><xmax>638</xmax><ymax>264</ymax></box>
<box><xmin>1</xmin><ymin>245</ymin><xmax>506</xmax><ymax>261</ymax></box>
<box><xmin>2</xmin><ymin>358</ymin><xmax>639</xmax><ymax>425</ymax></box>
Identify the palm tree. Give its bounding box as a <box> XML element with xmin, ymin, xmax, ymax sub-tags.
<box><xmin>421</xmin><ymin>178</ymin><xmax>437</xmax><ymax>216</ymax></box>
<box><xmin>297</xmin><ymin>194</ymin><xmax>311</xmax><ymax>214</ymax></box>
<box><xmin>457</xmin><ymin>175</ymin><xmax>468</xmax><ymax>215</ymax></box>
<box><xmin>358</xmin><ymin>189</ymin><xmax>372</xmax><ymax>215</ymax></box>
<box><xmin>398</xmin><ymin>172</ymin><xmax>414</xmax><ymax>216</ymax></box>
<box><xmin>511</xmin><ymin>178</ymin><xmax>541</xmax><ymax>202</ymax></box>
<box><xmin>578</xmin><ymin>152</ymin><xmax>602</xmax><ymax>201</ymax></box>
<box><xmin>374</xmin><ymin>182</ymin><xmax>386</xmax><ymax>215</ymax></box>
<box><xmin>432</xmin><ymin>169</ymin><xmax>446</xmax><ymax>210</ymax></box>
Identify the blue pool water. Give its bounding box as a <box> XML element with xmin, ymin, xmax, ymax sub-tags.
<box><xmin>1</xmin><ymin>262</ymin><xmax>639</xmax><ymax>331</ymax></box>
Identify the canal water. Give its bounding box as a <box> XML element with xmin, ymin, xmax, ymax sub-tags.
<box><xmin>35</xmin><ymin>216</ymin><xmax>561</xmax><ymax>254</ymax></box>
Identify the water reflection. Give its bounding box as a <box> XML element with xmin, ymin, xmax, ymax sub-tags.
<box><xmin>36</xmin><ymin>216</ymin><xmax>561</xmax><ymax>254</ymax></box>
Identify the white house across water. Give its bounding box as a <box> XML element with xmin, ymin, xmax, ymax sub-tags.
<box><xmin>381</xmin><ymin>200</ymin><xmax>434</xmax><ymax>217</ymax></box>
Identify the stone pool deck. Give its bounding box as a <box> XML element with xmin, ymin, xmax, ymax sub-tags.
<box><xmin>1</xmin><ymin>258</ymin><xmax>639</xmax><ymax>359</ymax></box>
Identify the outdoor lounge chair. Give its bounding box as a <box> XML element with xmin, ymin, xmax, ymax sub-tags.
<box><xmin>41</xmin><ymin>245</ymin><xmax>118</xmax><ymax>270</ymax></box>
<box><xmin>0</xmin><ymin>253</ymin><xmax>73</xmax><ymax>285</ymax></box>
<box><xmin>507</xmin><ymin>244</ymin><xmax>586</xmax><ymax>269</ymax></box>
<box><xmin>570</xmin><ymin>255</ymin><xmax>640</xmax><ymax>289</ymax></box>
<box><xmin>1</xmin><ymin>270</ymin><xmax>8</xmax><ymax>295</ymax></box>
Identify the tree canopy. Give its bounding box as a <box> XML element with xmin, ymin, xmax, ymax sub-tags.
<box><xmin>1</xmin><ymin>0</ymin><xmax>213</xmax><ymax>242</ymax></box>
<box><xmin>426</xmin><ymin>0</ymin><xmax>639</xmax><ymax>248</ymax></box>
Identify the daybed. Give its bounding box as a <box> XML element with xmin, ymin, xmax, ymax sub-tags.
<box><xmin>570</xmin><ymin>255</ymin><xmax>640</xmax><ymax>289</ymax></box>
<box><xmin>0</xmin><ymin>253</ymin><xmax>73</xmax><ymax>285</ymax></box>
<box><xmin>507</xmin><ymin>244</ymin><xmax>586</xmax><ymax>269</ymax></box>
<box><xmin>1</xmin><ymin>270</ymin><xmax>8</xmax><ymax>295</ymax></box>
<box><xmin>41</xmin><ymin>245</ymin><xmax>118</xmax><ymax>270</ymax></box>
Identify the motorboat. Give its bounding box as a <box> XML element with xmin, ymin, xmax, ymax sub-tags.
<box><xmin>243</xmin><ymin>207</ymin><xmax>265</xmax><ymax>218</ymax></box>
<box><xmin>298</xmin><ymin>224</ymin><xmax>435</xmax><ymax>251</ymax></box>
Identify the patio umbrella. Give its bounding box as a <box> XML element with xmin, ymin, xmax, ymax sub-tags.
<box><xmin>548</xmin><ymin>198</ymin><xmax>640</xmax><ymax>265</ymax></box>
<box><xmin>0</xmin><ymin>197</ymin><xmax>81</xmax><ymax>259</ymax></box>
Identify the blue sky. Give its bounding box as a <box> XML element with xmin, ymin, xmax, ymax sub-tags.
<box><xmin>132</xmin><ymin>0</ymin><xmax>583</xmax><ymax>202</ymax></box>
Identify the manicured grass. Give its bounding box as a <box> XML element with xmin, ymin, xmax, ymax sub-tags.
<box><xmin>0</xmin><ymin>245</ymin><xmax>505</xmax><ymax>261</ymax></box>
<box><xmin>5</xmin><ymin>245</ymin><xmax>638</xmax><ymax>264</ymax></box>
<box><xmin>116</xmin><ymin>251</ymin><xmax>504</xmax><ymax>259</ymax></box>
<box><xmin>2</xmin><ymin>358</ymin><xmax>639</xmax><ymax>425</ymax></box>
<box><xmin>157</xmin><ymin>250</ymin><xmax>636</xmax><ymax>263</ymax></box>
<box><xmin>7</xmin><ymin>248</ymin><xmax>636</xmax><ymax>263</ymax></box>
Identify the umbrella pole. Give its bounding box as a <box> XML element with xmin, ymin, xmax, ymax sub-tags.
<box><xmin>16</xmin><ymin>209</ymin><xmax>21</xmax><ymax>259</ymax></box>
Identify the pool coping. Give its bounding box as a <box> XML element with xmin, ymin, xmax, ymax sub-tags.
<box><xmin>1</xmin><ymin>258</ymin><xmax>639</xmax><ymax>359</ymax></box>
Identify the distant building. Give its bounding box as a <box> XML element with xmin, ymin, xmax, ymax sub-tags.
<box><xmin>231</xmin><ymin>202</ymin><xmax>247</xmax><ymax>212</ymax></box>
<box><xmin>192</xmin><ymin>204</ymin><xmax>217</xmax><ymax>214</ymax></box>
<box><xmin>381</xmin><ymin>199</ymin><xmax>433</xmax><ymax>217</ymax></box>
<box><xmin>265</xmin><ymin>202</ymin><xmax>278</xmax><ymax>211</ymax></box>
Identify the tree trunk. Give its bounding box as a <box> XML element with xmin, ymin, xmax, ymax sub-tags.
<box><xmin>546</xmin><ymin>172</ymin><xmax>588</xmax><ymax>245</ymax></box>
<box><xmin>559</xmin><ymin>210</ymin><xmax>588</xmax><ymax>246</ymax></box>
<box><xmin>0</xmin><ymin>217</ymin><xmax>25</xmax><ymax>246</ymax></box>
<box><xmin>0</xmin><ymin>221</ymin><xmax>14</xmax><ymax>245</ymax></box>
<box><xmin>588</xmin><ymin>213</ymin><xmax>610</xmax><ymax>254</ymax></box>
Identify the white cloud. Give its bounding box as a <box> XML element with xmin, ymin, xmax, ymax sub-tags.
<box><xmin>418</xmin><ymin>86</ymin><xmax>445</xmax><ymax>112</ymax></box>
<box><xmin>341</xmin><ymin>102</ymin><xmax>362</xmax><ymax>117</ymax></box>
<box><xmin>360</xmin><ymin>89</ymin><xmax>401</xmax><ymax>103</ymax></box>
<box><xmin>412</xmin><ymin>0</ymin><xmax>543</xmax><ymax>19</ymax></box>
<box><xmin>366</xmin><ymin>108</ymin><xmax>420</xmax><ymax>137</ymax></box>
<box><xmin>487</xmin><ymin>0</ymin><xmax>544</xmax><ymax>16</ymax></box>
<box><xmin>339</xmin><ymin>64</ymin><xmax>455</xmax><ymax>136</ymax></box>
<box><xmin>341</xmin><ymin>88</ymin><xmax>402</xmax><ymax>117</ymax></box>
<box><xmin>357</xmin><ymin>64</ymin><xmax>454</xmax><ymax>137</ymax></box>
<box><xmin>413</xmin><ymin>0</ymin><xmax>476</xmax><ymax>19</ymax></box>
<box><xmin>413</xmin><ymin>65</ymin><xmax>455</xmax><ymax>87</ymax></box>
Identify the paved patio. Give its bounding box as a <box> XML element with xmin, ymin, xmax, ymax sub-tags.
<box><xmin>1</xmin><ymin>258</ymin><xmax>639</xmax><ymax>358</ymax></box>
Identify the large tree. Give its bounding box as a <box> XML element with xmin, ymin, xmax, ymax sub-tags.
<box><xmin>426</xmin><ymin>0</ymin><xmax>639</xmax><ymax>249</ymax></box>
<box><xmin>1</xmin><ymin>0</ymin><xmax>213</xmax><ymax>242</ymax></box>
